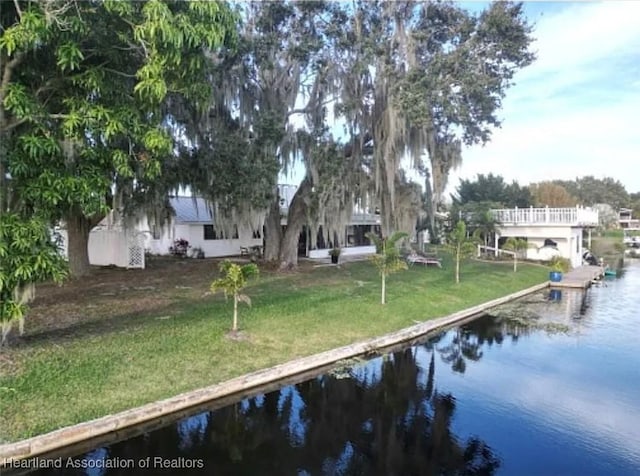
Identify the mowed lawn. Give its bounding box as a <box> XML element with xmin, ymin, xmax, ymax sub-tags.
<box><xmin>0</xmin><ymin>256</ymin><xmax>548</xmax><ymax>442</ymax></box>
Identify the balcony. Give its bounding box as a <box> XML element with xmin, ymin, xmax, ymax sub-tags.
<box><xmin>491</xmin><ymin>206</ymin><xmax>599</xmax><ymax>227</ymax></box>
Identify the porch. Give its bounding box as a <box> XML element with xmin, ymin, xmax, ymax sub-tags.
<box><xmin>491</xmin><ymin>206</ymin><xmax>599</xmax><ymax>227</ymax></box>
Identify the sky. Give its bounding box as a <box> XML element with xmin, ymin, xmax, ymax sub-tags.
<box><xmin>449</xmin><ymin>0</ymin><xmax>640</xmax><ymax>195</ymax></box>
<box><xmin>283</xmin><ymin>1</ymin><xmax>640</xmax><ymax>196</ymax></box>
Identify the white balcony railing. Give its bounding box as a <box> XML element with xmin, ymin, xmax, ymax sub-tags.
<box><xmin>491</xmin><ymin>206</ymin><xmax>599</xmax><ymax>227</ymax></box>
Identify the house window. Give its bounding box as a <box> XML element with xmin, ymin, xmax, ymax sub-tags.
<box><xmin>204</xmin><ymin>225</ymin><xmax>239</xmax><ymax>240</ymax></box>
<box><xmin>204</xmin><ymin>225</ymin><xmax>218</xmax><ymax>240</ymax></box>
<box><xmin>252</xmin><ymin>229</ymin><xmax>262</xmax><ymax>239</ymax></box>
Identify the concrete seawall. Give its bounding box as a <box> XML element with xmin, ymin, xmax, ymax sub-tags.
<box><xmin>0</xmin><ymin>281</ymin><xmax>550</xmax><ymax>465</ymax></box>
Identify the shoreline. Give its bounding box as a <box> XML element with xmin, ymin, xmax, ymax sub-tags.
<box><xmin>0</xmin><ymin>281</ymin><xmax>549</xmax><ymax>466</ymax></box>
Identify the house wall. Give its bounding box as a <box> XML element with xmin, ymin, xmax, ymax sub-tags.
<box><xmin>140</xmin><ymin>216</ymin><xmax>176</xmax><ymax>255</ymax></box>
<box><xmin>188</xmin><ymin>224</ymin><xmax>262</xmax><ymax>257</ymax></box>
<box><xmin>498</xmin><ymin>225</ymin><xmax>584</xmax><ymax>268</ymax></box>
<box><xmin>142</xmin><ymin>219</ymin><xmax>261</xmax><ymax>258</ymax></box>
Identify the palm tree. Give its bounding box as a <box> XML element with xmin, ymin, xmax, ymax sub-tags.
<box><xmin>210</xmin><ymin>260</ymin><xmax>259</xmax><ymax>334</ymax></box>
<box><xmin>443</xmin><ymin>221</ymin><xmax>478</xmax><ymax>284</ymax></box>
<box><xmin>503</xmin><ymin>237</ymin><xmax>529</xmax><ymax>272</ymax></box>
<box><xmin>366</xmin><ymin>231</ymin><xmax>409</xmax><ymax>304</ymax></box>
<box><xmin>472</xmin><ymin>207</ymin><xmax>501</xmax><ymax>249</ymax></box>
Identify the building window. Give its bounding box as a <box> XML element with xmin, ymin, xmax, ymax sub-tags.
<box><xmin>204</xmin><ymin>224</ymin><xmax>239</xmax><ymax>240</ymax></box>
<box><xmin>252</xmin><ymin>229</ymin><xmax>262</xmax><ymax>239</ymax></box>
<box><xmin>204</xmin><ymin>225</ymin><xmax>218</xmax><ymax>240</ymax></box>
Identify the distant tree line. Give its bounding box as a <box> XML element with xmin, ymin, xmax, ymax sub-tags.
<box><xmin>452</xmin><ymin>173</ymin><xmax>638</xmax><ymax>213</ymax></box>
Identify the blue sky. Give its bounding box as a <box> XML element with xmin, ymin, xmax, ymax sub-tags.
<box><xmin>284</xmin><ymin>1</ymin><xmax>640</xmax><ymax>195</ymax></box>
<box><xmin>451</xmin><ymin>1</ymin><xmax>640</xmax><ymax>194</ymax></box>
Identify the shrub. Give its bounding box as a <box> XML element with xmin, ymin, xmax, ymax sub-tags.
<box><xmin>169</xmin><ymin>238</ymin><xmax>190</xmax><ymax>257</ymax></box>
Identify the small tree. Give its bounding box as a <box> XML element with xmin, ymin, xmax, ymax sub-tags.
<box><xmin>366</xmin><ymin>231</ymin><xmax>409</xmax><ymax>305</ymax></box>
<box><xmin>443</xmin><ymin>221</ymin><xmax>477</xmax><ymax>284</ymax></box>
<box><xmin>503</xmin><ymin>237</ymin><xmax>529</xmax><ymax>272</ymax></box>
<box><xmin>1</xmin><ymin>214</ymin><xmax>67</xmax><ymax>347</ymax></box>
<box><xmin>210</xmin><ymin>260</ymin><xmax>259</xmax><ymax>334</ymax></box>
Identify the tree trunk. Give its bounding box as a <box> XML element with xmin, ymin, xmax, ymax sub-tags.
<box><xmin>65</xmin><ymin>211</ymin><xmax>92</xmax><ymax>277</ymax></box>
<box><xmin>232</xmin><ymin>293</ymin><xmax>238</xmax><ymax>333</ymax></box>
<box><xmin>455</xmin><ymin>248</ymin><xmax>460</xmax><ymax>283</ymax></box>
<box><xmin>513</xmin><ymin>255</ymin><xmax>517</xmax><ymax>272</ymax></box>
<box><xmin>263</xmin><ymin>193</ymin><xmax>282</xmax><ymax>262</ymax></box>
<box><xmin>379</xmin><ymin>188</ymin><xmax>394</xmax><ymax>238</ymax></box>
<box><xmin>0</xmin><ymin>127</ymin><xmax>9</xmax><ymax>215</ymax></box>
<box><xmin>381</xmin><ymin>273</ymin><xmax>386</xmax><ymax>305</ymax></box>
<box><xmin>278</xmin><ymin>178</ymin><xmax>312</xmax><ymax>270</ymax></box>
<box><xmin>1</xmin><ymin>321</ymin><xmax>11</xmax><ymax>347</ymax></box>
<box><xmin>424</xmin><ymin>171</ymin><xmax>436</xmax><ymax>244</ymax></box>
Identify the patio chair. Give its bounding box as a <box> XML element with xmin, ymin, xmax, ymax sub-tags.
<box><xmin>407</xmin><ymin>252</ymin><xmax>442</xmax><ymax>268</ymax></box>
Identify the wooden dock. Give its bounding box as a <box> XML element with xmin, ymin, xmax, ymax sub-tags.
<box><xmin>551</xmin><ymin>265</ymin><xmax>604</xmax><ymax>289</ymax></box>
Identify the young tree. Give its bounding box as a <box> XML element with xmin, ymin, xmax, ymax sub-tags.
<box><xmin>210</xmin><ymin>260</ymin><xmax>259</xmax><ymax>335</ymax></box>
<box><xmin>503</xmin><ymin>237</ymin><xmax>529</xmax><ymax>272</ymax></box>
<box><xmin>366</xmin><ymin>231</ymin><xmax>409</xmax><ymax>305</ymax></box>
<box><xmin>444</xmin><ymin>221</ymin><xmax>477</xmax><ymax>284</ymax></box>
<box><xmin>470</xmin><ymin>206</ymin><xmax>502</xmax><ymax>249</ymax></box>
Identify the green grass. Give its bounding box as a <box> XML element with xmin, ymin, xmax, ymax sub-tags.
<box><xmin>0</xmin><ymin>257</ymin><xmax>547</xmax><ymax>443</ymax></box>
<box><xmin>598</xmin><ymin>229</ymin><xmax>624</xmax><ymax>239</ymax></box>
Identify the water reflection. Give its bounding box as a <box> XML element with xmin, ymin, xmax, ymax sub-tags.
<box><xmin>37</xmin><ymin>345</ymin><xmax>500</xmax><ymax>476</ymax></box>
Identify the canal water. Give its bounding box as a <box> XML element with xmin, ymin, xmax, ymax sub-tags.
<box><xmin>14</xmin><ymin>263</ymin><xmax>640</xmax><ymax>475</ymax></box>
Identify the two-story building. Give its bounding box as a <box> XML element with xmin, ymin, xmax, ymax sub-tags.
<box><xmin>491</xmin><ymin>206</ymin><xmax>599</xmax><ymax>268</ymax></box>
<box><xmin>618</xmin><ymin>208</ymin><xmax>640</xmax><ymax>229</ymax></box>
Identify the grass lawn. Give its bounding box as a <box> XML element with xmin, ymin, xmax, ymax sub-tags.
<box><xmin>0</xmin><ymin>255</ymin><xmax>547</xmax><ymax>443</ymax></box>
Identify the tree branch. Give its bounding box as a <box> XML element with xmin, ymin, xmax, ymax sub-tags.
<box><xmin>0</xmin><ymin>53</ymin><xmax>25</xmax><ymax>103</ymax></box>
<box><xmin>3</xmin><ymin>117</ymin><xmax>27</xmax><ymax>132</ymax></box>
<box><xmin>287</xmin><ymin>97</ymin><xmax>335</xmax><ymax>117</ymax></box>
<box><xmin>12</xmin><ymin>0</ymin><xmax>23</xmax><ymax>20</ymax></box>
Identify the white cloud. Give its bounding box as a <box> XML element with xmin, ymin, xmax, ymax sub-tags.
<box><xmin>523</xmin><ymin>2</ymin><xmax>640</xmax><ymax>78</ymax></box>
<box><xmin>451</xmin><ymin>1</ymin><xmax>640</xmax><ymax>195</ymax></box>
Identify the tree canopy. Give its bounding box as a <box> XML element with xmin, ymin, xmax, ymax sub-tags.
<box><xmin>453</xmin><ymin>173</ymin><xmax>532</xmax><ymax>208</ymax></box>
<box><xmin>1</xmin><ymin>0</ymin><xmax>238</xmax><ymax>277</ymax></box>
<box><xmin>2</xmin><ymin>0</ymin><xmax>537</xmax><ymax>284</ymax></box>
<box><xmin>554</xmin><ymin>176</ymin><xmax>630</xmax><ymax>209</ymax></box>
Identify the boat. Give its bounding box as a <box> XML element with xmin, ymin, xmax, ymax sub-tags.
<box><xmin>623</xmin><ymin>229</ymin><xmax>640</xmax><ymax>249</ymax></box>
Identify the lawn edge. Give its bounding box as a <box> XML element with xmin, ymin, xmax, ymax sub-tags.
<box><xmin>0</xmin><ymin>281</ymin><xmax>549</xmax><ymax>465</ymax></box>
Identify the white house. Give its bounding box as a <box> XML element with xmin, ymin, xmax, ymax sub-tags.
<box><xmin>619</xmin><ymin>208</ymin><xmax>640</xmax><ymax>229</ymax></box>
<box><xmin>143</xmin><ymin>197</ymin><xmax>263</xmax><ymax>258</ymax></box>
<box><xmin>492</xmin><ymin>206</ymin><xmax>599</xmax><ymax>268</ymax></box>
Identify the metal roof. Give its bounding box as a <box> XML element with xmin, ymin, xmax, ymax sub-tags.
<box><xmin>169</xmin><ymin>197</ymin><xmax>213</xmax><ymax>224</ymax></box>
